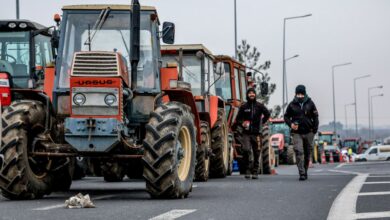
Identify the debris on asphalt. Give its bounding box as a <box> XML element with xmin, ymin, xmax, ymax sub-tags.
<box><xmin>65</xmin><ymin>193</ymin><xmax>95</xmax><ymax>209</ymax></box>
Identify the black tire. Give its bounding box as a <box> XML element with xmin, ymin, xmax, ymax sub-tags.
<box><xmin>0</xmin><ymin>100</ymin><xmax>54</xmax><ymax>199</ymax></box>
<box><xmin>287</xmin><ymin>145</ymin><xmax>296</xmax><ymax>165</ymax></box>
<box><xmin>227</xmin><ymin>138</ymin><xmax>234</xmax><ymax>176</ymax></box>
<box><xmin>102</xmin><ymin>162</ymin><xmax>125</xmax><ymax>182</ymax></box>
<box><xmin>209</xmin><ymin>109</ymin><xmax>229</xmax><ymax>178</ymax></box>
<box><xmin>72</xmin><ymin>157</ymin><xmax>87</xmax><ymax>180</ymax></box>
<box><xmin>261</xmin><ymin>125</ymin><xmax>275</xmax><ymax>175</ymax></box>
<box><xmin>194</xmin><ymin>121</ymin><xmax>210</xmax><ymax>182</ymax></box>
<box><xmin>143</xmin><ymin>102</ymin><xmax>196</xmax><ymax>199</ymax></box>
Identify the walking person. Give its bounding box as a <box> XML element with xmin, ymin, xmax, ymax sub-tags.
<box><xmin>284</xmin><ymin>85</ymin><xmax>319</xmax><ymax>181</ymax></box>
<box><xmin>235</xmin><ymin>88</ymin><xmax>270</xmax><ymax>179</ymax></box>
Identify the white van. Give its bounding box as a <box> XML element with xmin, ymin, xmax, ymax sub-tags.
<box><xmin>355</xmin><ymin>145</ymin><xmax>390</xmax><ymax>162</ymax></box>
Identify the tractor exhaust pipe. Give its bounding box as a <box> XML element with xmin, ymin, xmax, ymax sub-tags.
<box><xmin>130</xmin><ymin>0</ymin><xmax>141</xmax><ymax>90</ymax></box>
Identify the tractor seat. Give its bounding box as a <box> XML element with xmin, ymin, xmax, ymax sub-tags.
<box><xmin>12</xmin><ymin>64</ymin><xmax>28</xmax><ymax>77</ymax></box>
<box><xmin>0</xmin><ymin>60</ymin><xmax>14</xmax><ymax>75</ymax></box>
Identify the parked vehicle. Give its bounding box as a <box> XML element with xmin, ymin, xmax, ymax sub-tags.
<box><xmin>269</xmin><ymin>118</ymin><xmax>295</xmax><ymax>165</ymax></box>
<box><xmin>314</xmin><ymin>131</ymin><xmax>341</xmax><ymax>162</ymax></box>
<box><xmin>355</xmin><ymin>145</ymin><xmax>390</xmax><ymax>162</ymax></box>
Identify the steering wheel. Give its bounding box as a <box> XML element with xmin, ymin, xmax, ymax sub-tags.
<box><xmin>4</xmin><ymin>54</ymin><xmax>17</xmax><ymax>64</ymax></box>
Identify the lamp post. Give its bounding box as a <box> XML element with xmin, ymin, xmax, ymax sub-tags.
<box><xmin>234</xmin><ymin>0</ymin><xmax>238</xmax><ymax>59</ymax></box>
<box><xmin>353</xmin><ymin>74</ymin><xmax>371</xmax><ymax>136</ymax></box>
<box><xmin>370</xmin><ymin>94</ymin><xmax>384</xmax><ymax>139</ymax></box>
<box><xmin>332</xmin><ymin>62</ymin><xmax>352</xmax><ymax>134</ymax></box>
<box><xmin>344</xmin><ymin>103</ymin><xmax>355</xmax><ymax>137</ymax></box>
<box><xmin>368</xmin><ymin>86</ymin><xmax>383</xmax><ymax>140</ymax></box>
<box><xmin>16</xmin><ymin>0</ymin><xmax>20</xmax><ymax>19</ymax></box>
<box><xmin>284</xmin><ymin>54</ymin><xmax>299</xmax><ymax>105</ymax></box>
<box><xmin>282</xmin><ymin>14</ymin><xmax>312</xmax><ymax>114</ymax></box>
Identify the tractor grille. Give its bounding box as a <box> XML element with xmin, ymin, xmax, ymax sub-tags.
<box><xmin>72</xmin><ymin>52</ymin><xmax>119</xmax><ymax>76</ymax></box>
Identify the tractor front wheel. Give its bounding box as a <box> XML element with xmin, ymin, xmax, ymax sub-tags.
<box><xmin>194</xmin><ymin>121</ymin><xmax>211</xmax><ymax>182</ymax></box>
<box><xmin>143</xmin><ymin>102</ymin><xmax>196</xmax><ymax>199</ymax></box>
<box><xmin>209</xmin><ymin>109</ymin><xmax>229</xmax><ymax>178</ymax></box>
<box><xmin>261</xmin><ymin>125</ymin><xmax>275</xmax><ymax>175</ymax></box>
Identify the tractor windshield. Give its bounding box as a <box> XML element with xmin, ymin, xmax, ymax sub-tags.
<box><xmin>215</xmin><ymin>62</ymin><xmax>232</xmax><ymax>100</ymax></box>
<box><xmin>58</xmin><ymin>10</ymin><xmax>156</xmax><ymax>89</ymax></box>
<box><xmin>0</xmin><ymin>31</ymin><xmax>30</xmax><ymax>87</ymax></box>
<box><xmin>319</xmin><ymin>135</ymin><xmax>333</xmax><ymax>144</ymax></box>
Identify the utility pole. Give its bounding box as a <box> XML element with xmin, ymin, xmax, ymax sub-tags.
<box><xmin>234</xmin><ymin>0</ymin><xmax>238</xmax><ymax>59</ymax></box>
<box><xmin>16</xmin><ymin>0</ymin><xmax>20</xmax><ymax>19</ymax></box>
<box><xmin>353</xmin><ymin>75</ymin><xmax>371</xmax><ymax>137</ymax></box>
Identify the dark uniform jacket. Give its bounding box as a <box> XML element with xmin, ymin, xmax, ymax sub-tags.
<box><xmin>235</xmin><ymin>101</ymin><xmax>271</xmax><ymax>134</ymax></box>
<box><xmin>284</xmin><ymin>96</ymin><xmax>319</xmax><ymax>134</ymax></box>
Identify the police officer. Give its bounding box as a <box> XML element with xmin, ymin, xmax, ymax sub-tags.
<box><xmin>235</xmin><ymin>88</ymin><xmax>270</xmax><ymax>179</ymax></box>
<box><xmin>284</xmin><ymin>85</ymin><xmax>319</xmax><ymax>181</ymax></box>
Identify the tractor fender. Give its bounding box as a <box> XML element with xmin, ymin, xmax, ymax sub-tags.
<box><xmin>161</xmin><ymin>89</ymin><xmax>201</xmax><ymax>145</ymax></box>
<box><xmin>208</xmin><ymin>95</ymin><xmax>225</xmax><ymax>129</ymax></box>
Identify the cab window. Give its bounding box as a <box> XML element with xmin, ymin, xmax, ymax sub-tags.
<box><xmin>234</xmin><ymin>68</ymin><xmax>241</xmax><ymax>100</ymax></box>
<box><xmin>369</xmin><ymin>148</ymin><xmax>378</xmax><ymax>154</ymax></box>
<box><xmin>240</xmin><ymin>69</ymin><xmax>247</xmax><ymax>99</ymax></box>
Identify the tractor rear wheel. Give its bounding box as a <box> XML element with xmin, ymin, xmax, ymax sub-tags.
<box><xmin>0</xmin><ymin>100</ymin><xmax>54</xmax><ymax>199</ymax></box>
<box><xmin>102</xmin><ymin>162</ymin><xmax>125</xmax><ymax>182</ymax></box>
<box><xmin>143</xmin><ymin>102</ymin><xmax>196</xmax><ymax>199</ymax></box>
<box><xmin>209</xmin><ymin>109</ymin><xmax>229</xmax><ymax>178</ymax></box>
<box><xmin>287</xmin><ymin>145</ymin><xmax>296</xmax><ymax>165</ymax></box>
<box><xmin>194</xmin><ymin>121</ymin><xmax>210</xmax><ymax>182</ymax></box>
<box><xmin>261</xmin><ymin>125</ymin><xmax>275</xmax><ymax>174</ymax></box>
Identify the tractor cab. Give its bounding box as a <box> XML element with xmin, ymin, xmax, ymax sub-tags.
<box><xmin>0</xmin><ymin>20</ymin><xmax>55</xmax><ymax>105</ymax></box>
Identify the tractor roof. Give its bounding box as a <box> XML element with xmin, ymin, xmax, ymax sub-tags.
<box><xmin>214</xmin><ymin>55</ymin><xmax>245</xmax><ymax>67</ymax></box>
<box><xmin>269</xmin><ymin>118</ymin><xmax>285</xmax><ymax>123</ymax></box>
<box><xmin>161</xmin><ymin>44</ymin><xmax>214</xmax><ymax>57</ymax></box>
<box><xmin>319</xmin><ymin>131</ymin><xmax>334</xmax><ymax>135</ymax></box>
<box><xmin>62</xmin><ymin>5</ymin><xmax>156</xmax><ymax>12</ymax></box>
<box><xmin>0</xmin><ymin>20</ymin><xmax>47</xmax><ymax>32</ymax></box>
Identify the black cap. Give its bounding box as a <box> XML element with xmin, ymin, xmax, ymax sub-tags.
<box><xmin>246</xmin><ymin>87</ymin><xmax>256</xmax><ymax>101</ymax></box>
<box><xmin>295</xmin><ymin>85</ymin><xmax>306</xmax><ymax>95</ymax></box>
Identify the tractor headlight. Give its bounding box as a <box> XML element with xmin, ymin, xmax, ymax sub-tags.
<box><xmin>73</xmin><ymin>93</ymin><xmax>86</xmax><ymax>106</ymax></box>
<box><xmin>8</xmin><ymin>22</ymin><xmax>17</xmax><ymax>28</ymax></box>
<box><xmin>19</xmin><ymin>23</ymin><xmax>27</xmax><ymax>28</ymax></box>
<box><xmin>104</xmin><ymin>94</ymin><xmax>117</xmax><ymax>106</ymax></box>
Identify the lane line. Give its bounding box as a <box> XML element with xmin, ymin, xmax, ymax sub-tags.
<box><xmin>359</xmin><ymin>191</ymin><xmax>390</xmax><ymax>196</ymax></box>
<box><xmin>335</xmin><ymin>164</ymin><xmax>345</xmax><ymax>168</ymax></box>
<box><xmin>32</xmin><ymin>194</ymin><xmax>116</xmax><ymax>211</ymax></box>
<box><xmin>368</xmin><ymin>175</ymin><xmax>390</xmax><ymax>178</ymax></box>
<box><xmin>327</xmin><ymin>171</ymin><xmax>368</xmax><ymax>220</ymax></box>
<box><xmin>328</xmin><ymin>169</ymin><xmax>363</xmax><ymax>175</ymax></box>
<box><xmin>149</xmin><ymin>209</ymin><xmax>196</xmax><ymax>220</ymax></box>
<box><xmin>342</xmin><ymin>161</ymin><xmax>390</xmax><ymax>166</ymax></box>
<box><xmin>354</xmin><ymin>211</ymin><xmax>390</xmax><ymax>219</ymax></box>
<box><xmin>364</xmin><ymin>181</ymin><xmax>390</xmax><ymax>184</ymax></box>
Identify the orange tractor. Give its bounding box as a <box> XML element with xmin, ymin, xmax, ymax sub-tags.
<box><xmin>161</xmin><ymin>44</ymin><xmax>231</xmax><ymax>181</ymax></box>
<box><xmin>0</xmin><ymin>1</ymin><xmax>205</xmax><ymax>200</ymax></box>
<box><xmin>214</xmin><ymin>56</ymin><xmax>275</xmax><ymax>174</ymax></box>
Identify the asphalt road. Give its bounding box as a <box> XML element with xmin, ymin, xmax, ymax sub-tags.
<box><xmin>1</xmin><ymin>162</ymin><xmax>390</xmax><ymax>220</ymax></box>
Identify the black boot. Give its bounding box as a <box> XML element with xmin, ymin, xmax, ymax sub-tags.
<box><xmin>304</xmin><ymin>168</ymin><xmax>308</xmax><ymax>180</ymax></box>
<box><xmin>245</xmin><ymin>170</ymin><xmax>251</xmax><ymax>179</ymax></box>
<box><xmin>299</xmin><ymin>175</ymin><xmax>306</xmax><ymax>181</ymax></box>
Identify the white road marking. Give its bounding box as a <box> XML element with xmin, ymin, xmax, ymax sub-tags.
<box><xmin>328</xmin><ymin>169</ymin><xmax>363</xmax><ymax>175</ymax></box>
<box><xmin>335</xmin><ymin>164</ymin><xmax>345</xmax><ymax>168</ymax></box>
<box><xmin>343</xmin><ymin>161</ymin><xmax>390</xmax><ymax>166</ymax></box>
<box><xmin>327</xmin><ymin>170</ymin><xmax>368</xmax><ymax>220</ymax></box>
<box><xmin>359</xmin><ymin>191</ymin><xmax>390</xmax><ymax>196</ymax></box>
<box><xmin>32</xmin><ymin>194</ymin><xmax>116</xmax><ymax>211</ymax></box>
<box><xmin>368</xmin><ymin>175</ymin><xmax>390</xmax><ymax>178</ymax></box>
<box><xmin>149</xmin><ymin>209</ymin><xmax>196</xmax><ymax>220</ymax></box>
<box><xmin>354</xmin><ymin>211</ymin><xmax>390</xmax><ymax>219</ymax></box>
<box><xmin>363</xmin><ymin>181</ymin><xmax>390</xmax><ymax>184</ymax></box>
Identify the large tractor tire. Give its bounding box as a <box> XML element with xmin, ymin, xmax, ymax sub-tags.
<box><xmin>194</xmin><ymin>121</ymin><xmax>211</xmax><ymax>182</ymax></box>
<box><xmin>0</xmin><ymin>100</ymin><xmax>55</xmax><ymax>199</ymax></box>
<box><xmin>209</xmin><ymin>109</ymin><xmax>229</xmax><ymax>178</ymax></box>
<box><xmin>102</xmin><ymin>162</ymin><xmax>125</xmax><ymax>182</ymax></box>
<box><xmin>287</xmin><ymin>145</ymin><xmax>296</xmax><ymax>165</ymax></box>
<box><xmin>226</xmin><ymin>139</ymin><xmax>234</xmax><ymax>176</ymax></box>
<box><xmin>143</xmin><ymin>102</ymin><xmax>196</xmax><ymax>199</ymax></box>
<box><xmin>261</xmin><ymin>125</ymin><xmax>275</xmax><ymax>175</ymax></box>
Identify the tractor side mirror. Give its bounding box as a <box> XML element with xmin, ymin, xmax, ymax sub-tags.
<box><xmin>162</xmin><ymin>22</ymin><xmax>175</xmax><ymax>44</ymax></box>
<box><xmin>51</xmin><ymin>29</ymin><xmax>59</xmax><ymax>49</ymax></box>
<box><xmin>260</xmin><ymin>82</ymin><xmax>269</xmax><ymax>96</ymax></box>
<box><xmin>215</xmin><ymin>62</ymin><xmax>225</xmax><ymax>76</ymax></box>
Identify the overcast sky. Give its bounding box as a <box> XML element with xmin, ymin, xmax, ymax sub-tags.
<box><xmin>1</xmin><ymin>0</ymin><xmax>389</xmax><ymax>127</ymax></box>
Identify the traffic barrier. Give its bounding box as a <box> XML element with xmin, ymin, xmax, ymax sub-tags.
<box><xmin>339</xmin><ymin>152</ymin><xmax>344</xmax><ymax>163</ymax></box>
<box><xmin>321</xmin><ymin>151</ymin><xmax>327</xmax><ymax>164</ymax></box>
<box><xmin>329</xmin><ymin>152</ymin><xmax>334</xmax><ymax>164</ymax></box>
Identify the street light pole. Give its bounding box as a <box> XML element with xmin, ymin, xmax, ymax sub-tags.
<box><xmin>234</xmin><ymin>0</ymin><xmax>238</xmax><ymax>59</ymax></box>
<box><xmin>353</xmin><ymin>74</ymin><xmax>371</xmax><ymax>137</ymax></box>
<box><xmin>282</xmin><ymin>14</ymin><xmax>312</xmax><ymax>115</ymax></box>
<box><xmin>331</xmin><ymin>62</ymin><xmax>352</xmax><ymax>134</ymax></box>
<box><xmin>370</xmin><ymin>94</ymin><xmax>384</xmax><ymax>139</ymax></box>
<box><xmin>284</xmin><ymin>54</ymin><xmax>299</xmax><ymax>105</ymax></box>
<box><xmin>368</xmin><ymin>86</ymin><xmax>383</xmax><ymax>140</ymax></box>
<box><xmin>16</xmin><ymin>0</ymin><xmax>20</xmax><ymax>19</ymax></box>
<box><xmin>344</xmin><ymin>103</ymin><xmax>355</xmax><ymax>137</ymax></box>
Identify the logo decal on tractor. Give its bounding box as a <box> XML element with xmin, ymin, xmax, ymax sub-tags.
<box><xmin>74</xmin><ymin>80</ymin><xmax>114</xmax><ymax>86</ymax></box>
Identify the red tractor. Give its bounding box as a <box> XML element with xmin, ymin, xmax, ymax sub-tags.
<box><xmin>0</xmin><ymin>2</ymin><xmax>203</xmax><ymax>200</ymax></box>
<box><xmin>161</xmin><ymin>44</ymin><xmax>230</xmax><ymax>181</ymax></box>
<box><xmin>213</xmin><ymin>56</ymin><xmax>275</xmax><ymax>174</ymax></box>
<box><xmin>269</xmin><ymin>118</ymin><xmax>296</xmax><ymax>165</ymax></box>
